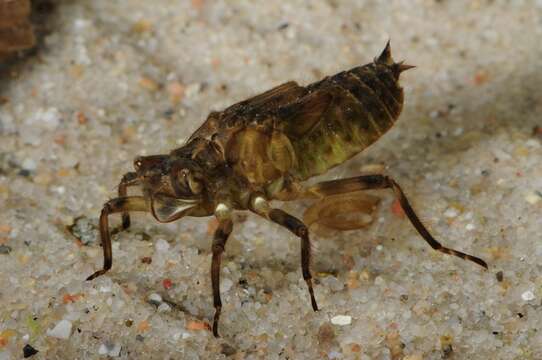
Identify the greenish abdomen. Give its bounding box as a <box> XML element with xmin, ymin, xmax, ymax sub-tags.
<box><xmin>291</xmin><ymin>63</ymin><xmax>405</xmax><ymax>180</ymax></box>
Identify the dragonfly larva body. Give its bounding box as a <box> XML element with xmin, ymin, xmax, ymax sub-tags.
<box><xmin>86</xmin><ymin>42</ymin><xmax>487</xmax><ymax>337</ymax></box>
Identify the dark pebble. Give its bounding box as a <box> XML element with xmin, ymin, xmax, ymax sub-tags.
<box><xmin>0</xmin><ymin>245</ymin><xmax>12</xmax><ymax>254</ymax></box>
<box><xmin>163</xmin><ymin>109</ymin><xmax>175</xmax><ymax>118</ymax></box>
<box><xmin>23</xmin><ymin>344</ymin><xmax>39</xmax><ymax>358</ymax></box>
<box><xmin>277</xmin><ymin>22</ymin><xmax>289</xmax><ymax>30</ymax></box>
<box><xmin>136</xmin><ymin>232</ymin><xmax>151</xmax><ymax>241</ymax></box>
<box><xmin>221</xmin><ymin>343</ymin><xmax>237</xmax><ymax>356</ymax></box>
<box><xmin>18</xmin><ymin>169</ymin><xmax>31</xmax><ymax>177</ymax></box>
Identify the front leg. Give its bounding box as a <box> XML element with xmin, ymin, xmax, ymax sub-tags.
<box><xmin>250</xmin><ymin>195</ymin><xmax>318</xmax><ymax>312</ymax></box>
<box><xmin>117</xmin><ymin>172</ymin><xmax>140</xmax><ymax>230</ymax></box>
<box><xmin>86</xmin><ymin>196</ymin><xmax>148</xmax><ymax>281</ymax></box>
<box><xmin>211</xmin><ymin>204</ymin><xmax>233</xmax><ymax>337</ymax></box>
<box><xmin>305</xmin><ymin>174</ymin><xmax>488</xmax><ymax>269</ymax></box>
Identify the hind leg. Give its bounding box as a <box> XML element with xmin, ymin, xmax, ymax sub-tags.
<box><xmin>304</xmin><ymin>175</ymin><xmax>487</xmax><ymax>268</ymax></box>
<box><xmin>303</xmin><ymin>192</ymin><xmax>380</xmax><ymax>230</ymax></box>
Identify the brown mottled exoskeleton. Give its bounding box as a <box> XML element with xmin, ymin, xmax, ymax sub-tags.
<box><xmin>87</xmin><ymin>42</ymin><xmax>487</xmax><ymax>337</ymax></box>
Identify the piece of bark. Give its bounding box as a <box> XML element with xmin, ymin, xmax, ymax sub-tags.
<box><xmin>0</xmin><ymin>0</ymin><xmax>35</xmax><ymax>59</ymax></box>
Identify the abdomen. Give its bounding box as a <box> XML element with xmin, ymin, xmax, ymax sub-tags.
<box><xmin>290</xmin><ymin>61</ymin><xmax>406</xmax><ymax>180</ymax></box>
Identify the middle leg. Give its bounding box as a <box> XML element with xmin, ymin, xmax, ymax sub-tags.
<box><xmin>250</xmin><ymin>195</ymin><xmax>318</xmax><ymax>312</ymax></box>
<box><xmin>211</xmin><ymin>205</ymin><xmax>233</xmax><ymax>337</ymax></box>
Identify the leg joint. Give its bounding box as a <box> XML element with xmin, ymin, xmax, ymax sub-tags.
<box><xmin>104</xmin><ymin>198</ymin><xmax>126</xmax><ymax>213</ymax></box>
<box><xmin>212</xmin><ymin>243</ymin><xmax>225</xmax><ymax>254</ymax></box>
<box><xmin>102</xmin><ymin>202</ymin><xmax>113</xmax><ymax>215</ymax></box>
<box><xmin>296</xmin><ymin>225</ymin><xmax>308</xmax><ymax>238</ymax></box>
<box><xmin>364</xmin><ymin>174</ymin><xmax>391</xmax><ymax>188</ymax></box>
<box><xmin>249</xmin><ymin>194</ymin><xmax>270</xmax><ymax>216</ymax></box>
<box><xmin>121</xmin><ymin>172</ymin><xmax>138</xmax><ymax>182</ymax></box>
<box><xmin>302</xmin><ymin>268</ymin><xmax>311</xmax><ymax>280</ymax></box>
